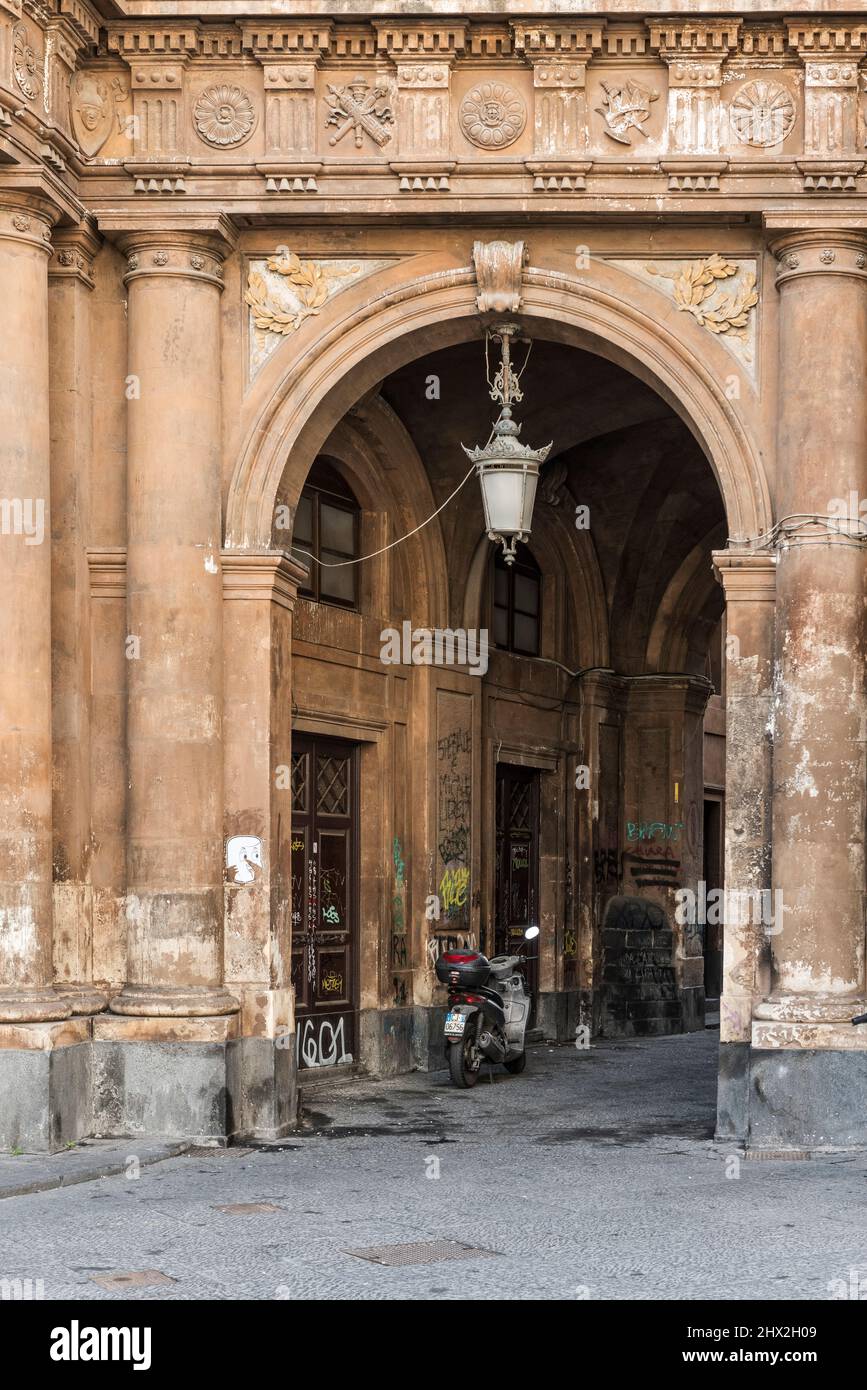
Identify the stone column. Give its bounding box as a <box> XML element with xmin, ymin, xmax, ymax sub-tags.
<box><xmin>712</xmin><ymin>549</ymin><xmax>775</xmax><ymax>1139</ymax></box>
<box><xmin>110</xmin><ymin>227</ymin><xmax>238</xmax><ymax>1018</ymax></box>
<box><xmin>48</xmin><ymin>225</ymin><xmax>107</xmax><ymax>1016</ymax></box>
<box><xmin>222</xmin><ymin>549</ymin><xmax>307</xmax><ymax>1140</ymax></box>
<box><xmin>757</xmin><ymin>231</ymin><xmax>867</xmax><ymax>1040</ymax></box>
<box><xmin>0</xmin><ymin>199</ymin><xmax>69</xmax><ymax>1024</ymax></box>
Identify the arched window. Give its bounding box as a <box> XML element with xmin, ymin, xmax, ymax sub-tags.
<box><xmin>292</xmin><ymin>458</ymin><xmax>360</xmax><ymax>609</ymax></box>
<box><xmin>492</xmin><ymin>548</ymin><xmax>541</xmax><ymax>656</ymax></box>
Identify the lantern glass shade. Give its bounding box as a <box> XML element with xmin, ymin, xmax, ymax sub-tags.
<box><xmin>477</xmin><ymin>459</ymin><xmax>540</xmax><ymax>540</ymax></box>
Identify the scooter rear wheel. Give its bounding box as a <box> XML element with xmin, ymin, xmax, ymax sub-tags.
<box><xmin>504</xmin><ymin>1050</ymin><xmax>527</xmax><ymax>1074</ymax></box>
<box><xmin>448</xmin><ymin>1028</ymin><xmax>480</xmax><ymax>1088</ymax></box>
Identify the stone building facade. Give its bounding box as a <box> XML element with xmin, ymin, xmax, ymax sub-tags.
<box><xmin>1</xmin><ymin>0</ymin><xmax>865</xmax><ymax>1152</ymax></box>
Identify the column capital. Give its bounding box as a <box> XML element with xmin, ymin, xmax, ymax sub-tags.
<box><xmin>712</xmin><ymin>548</ymin><xmax>777</xmax><ymax>600</ymax></box>
<box><xmin>0</xmin><ymin>196</ymin><xmax>55</xmax><ymax>254</ymax></box>
<box><xmin>48</xmin><ymin>221</ymin><xmax>101</xmax><ymax>286</ymax></box>
<box><xmin>116</xmin><ymin>220</ymin><xmax>237</xmax><ymax>288</ymax></box>
<box><xmin>770</xmin><ymin>228</ymin><xmax>867</xmax><ymax>286</ymax></box>
<box><xmin>221</xmin><ymin>549</ymin><xmax>308</xmax><ymax>612</ymax></box>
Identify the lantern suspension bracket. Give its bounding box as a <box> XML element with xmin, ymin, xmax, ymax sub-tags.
<box><xmin>463</xmin><ymin>322</ymin><xmax>552</xmax><ymax>566</ymax></box>
<box><xmin>485</xmin><ymin>322</ymin><xmax>532</xmax><ymax>408</ymax></box>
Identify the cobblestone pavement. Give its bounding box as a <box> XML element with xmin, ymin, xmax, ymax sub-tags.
<box><xmin>1</xmin><ymin>1029</ymin><xmax>865</xmax><ymax>1301</ymax></box>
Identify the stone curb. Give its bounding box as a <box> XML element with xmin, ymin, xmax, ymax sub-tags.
<box><xmin>0</xmin><ymin>1139</ymin><xmax>192</xmax><ymax>1200</ymax></box>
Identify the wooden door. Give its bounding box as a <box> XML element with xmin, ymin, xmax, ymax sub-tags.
<box><xmin>290</xmin><ymin>735</ymin><xmax>358</xmax><ymax>1069</ymax></box>
<box><xmin>495</xmin><ymin>764</ymin><xmax>540</xmax><ymax>1015</ymax></box>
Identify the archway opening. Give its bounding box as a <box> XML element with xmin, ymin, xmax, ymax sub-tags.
<box><xmin>279</xmin><ymin>324</ymin><xmax>729</xmax><ymax>1077</ymax></box>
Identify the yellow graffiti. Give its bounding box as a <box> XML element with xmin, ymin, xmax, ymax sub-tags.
<box><xmin>564</xmin><ymin>927</ymin><xmax>577</xmax><ymax>957</ymax></box>
<box><xmin>439</xmin><ymin>867</ymin><xmax>469</xmax><ymax>914</ymax></box>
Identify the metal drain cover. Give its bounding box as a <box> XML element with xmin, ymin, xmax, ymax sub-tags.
<box><xmin>91</xmin><ymin>1270</ymin><xmax>176</xmax><ymax>1291</ymax></box>
<box><xmin>743</xmin><ymin>1149</ymin><xmax>812</xmax><ymax>1161</ymax></box>
<box><xmin>346</xmin><ymin>1240</ymin><xmax>501</xmax><ymax>1267</ymax></box>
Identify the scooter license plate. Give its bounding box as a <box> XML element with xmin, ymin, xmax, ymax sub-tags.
<box><xmin>444</xmin><ymin>1011</ymin><xmax>466</xmax><ymax>1037</ymax></box>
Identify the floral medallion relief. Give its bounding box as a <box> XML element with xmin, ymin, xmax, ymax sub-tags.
<box><xmin>194</xmin><ymin>84</ymin><xmax>258</xmax><ymax>147</ymax></box>
<box><xmin>606</xmin><ymin>255</ymin><xmax>759</xmax><ymax>382</ymax></box>
<box><xmin>459</xmin><ymin>81</ymin><xmax>527</xmax><ymax>150</ymax></box>
<box><xmin>728</xmin><ymin>79</ymin><xmax>797</xmax><ymax>148</ymax></box>
<box><xmin>12</xmin><ymin>22</ymin><xmax>41</xmax><ymax>104</ymax></box>
<box><xmin>245</xmin><ymin>251</ymin><xmax>395</xmax><ymax>379</ymax></box>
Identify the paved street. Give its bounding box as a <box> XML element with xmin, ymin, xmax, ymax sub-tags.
<box><xmin>1</xmin><ymin>1028</ymin><xmax>865</xmax><ymax>1301</ymax></box>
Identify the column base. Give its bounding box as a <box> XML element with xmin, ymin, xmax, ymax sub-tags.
<box><xmin>92</xmin><ymin>1015</ymin><xmax>297</xmax><ymax>1142</ymax></box>
<box><xmin>717</xmin><ymin>1036</ymin><xmax>867</xmax><ymax>1150</ymax></box>
<box><xmin>0</xmin><ymin>988</ymin><xmax>72</xmax><ymax>1023</ymax></box>
<box><xmin>0</xmin><ymin>1020</ymin><xmax>91</xmax><ymax>1152</ymax></box>
<box><xmin>109</xmin><ymin>983</ymin><xmax>239</xmax><ymax>1017</ymax></box>
<box><xmin>56</xmin><ymin>983</ymin><xmax>109</xmax><ymax>1016</ymax></box>
<box><xmin>754</xmin><ymin>993</ymin><xmax>866</xmax><ymax>1024</ymax></box>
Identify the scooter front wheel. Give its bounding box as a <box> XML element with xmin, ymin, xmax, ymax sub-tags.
<box><xmin>448</xmin><ymin>1028</ymin><xmax>481</xmax><ymax>1088</ymax></box>
<box><xmin>504</xmin><ymin>1050</ymin><xmax>527</xmax><ymax>1074</ymax></box>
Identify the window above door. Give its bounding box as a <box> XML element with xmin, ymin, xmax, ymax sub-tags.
<box><xmin>292</xmin><ymin>457</ymin><xmax>360</xmax><ymax>609</ymax></box>
<box><xmin>492</xmin><ymin>547</ymin><xmax>541</xmax><ymax>657</ymax></box>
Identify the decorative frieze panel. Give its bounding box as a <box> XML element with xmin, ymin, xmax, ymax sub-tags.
<box><xmin>70</xmin><ymin>68</ymin><xmax>126</xmax><ymax>155</ymax></box>
<box><xmin>245</xmin><ymin>252</ymin><xmax>394</xmax><ymax>377</ymax></box>
<box><xmin>608</xmin><ymin>255</ymin><xmax>759</xmax><ymax>381</ymax></box>
<box><xmin>394</xmin><ymin>61</ymin><xmax>452</xmax><ymax>160</ymax></box>
<box><xmin>127</xmin><ymin>58</ymin><xmax>188</xmax><ymax>160</ymax></box>
<box><xmin>12</xmin><ymin>15</ymin><xmax>867</xmax><ymax>206</ymax></box>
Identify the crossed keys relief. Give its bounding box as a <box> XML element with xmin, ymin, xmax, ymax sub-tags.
<box><xmin>325</xmin><ymin>76</ymin><xmax>395</xmax><ymax>149</ymax></box>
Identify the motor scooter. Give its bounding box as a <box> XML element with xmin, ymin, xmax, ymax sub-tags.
<box><xmin>435</xmin><ymin>926</ymin><xmax>539</xmax><ymax>1088</ymax></box>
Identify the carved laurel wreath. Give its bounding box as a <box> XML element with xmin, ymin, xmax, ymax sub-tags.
<box><xmin>647</xmin><ymin>254</ymin><xmax>758</xmax><ymax>340</ymax></box>
<box><xmin>245</xmin><ymin>252</ymin><xmax>330</xmax><ymax>335</ymax></box>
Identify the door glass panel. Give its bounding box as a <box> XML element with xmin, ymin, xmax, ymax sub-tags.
<box><xmin>319</xmin><ymin>831</ymin><xmax>348</xmax><ymax>935</ymax></box>
<box><xmin>291</xmin><ymin>751</ymin><xmax>308</xmax><ymax>813</ymax></box>
<box><xmin>316</xmin><ymin>754</ymin><xmax>350</xmax><ymax>815</ymax></box>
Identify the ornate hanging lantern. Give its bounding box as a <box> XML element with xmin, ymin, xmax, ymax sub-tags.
<box><xmin>462</xmin><ymin>323</ymin><xmax>552</xmax><ymax>565</ymax></box>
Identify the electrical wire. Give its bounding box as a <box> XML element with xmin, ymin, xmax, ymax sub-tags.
<box><xmin>292</xmin><ymin>462</ymin><xmax>477</xmax><ymax>569</ymax></box>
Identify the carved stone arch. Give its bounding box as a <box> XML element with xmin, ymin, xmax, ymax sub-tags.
<box><xmin>646</xmin><ymin>525</ymin><xmax>727</xmax><ymax>675</ymax></box>
<box><xmin>226</xmin><ymin>255</ymin><xmax>771</xmax><ymax>553</ymax></box>
<box><xmin>461</xmin><ymin>508</ymin><xmax>609</xmax><ymax>672</ymax></box>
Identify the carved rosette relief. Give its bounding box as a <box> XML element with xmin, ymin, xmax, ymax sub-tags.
<box><xmin>459</xmin><ymin>82</ymin><xmax>526</xmax><ymax>150</ymax></box>
<box><xmin>12</xmin><ymin>23</ymin><xmax>41</xmax><ymax>102</ymax></box>
<box><xmin>246</xmin><ymin>253</ymin><xmax>394</xmax><ymax>377</ymax></box>
<box><xmin>608</xmin><ymin>255</ymin><xmax>759</xmax><ymax>378</ymax></box>
<box><xmin>70</xmin><ymin>72</ymin><xmax>127</xmax><ymax>158</ymax></box>
<box><xmin>597</xmin><ymin>79</ymin><xmax>659</xmax><ymax>146</ymax></box>
<box><xmin>325</xmin><ymin>77</ymin><xmax>395</xmax><ymax>149</ymax></box>
<box><xmin>194</xmin><ymin>85</ymin><xmax>257</xmax><ymax>147</ymax></box>
<box><xmin>730</xmin><ymin>81</ymin><xmax>796</xmax><ymax>148</ymax></box>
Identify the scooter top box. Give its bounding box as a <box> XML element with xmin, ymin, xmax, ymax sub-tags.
<box><xmin>435</xmin><ymin>951</ymin><xmax>491</xmax><ymax>988</ymax></box>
